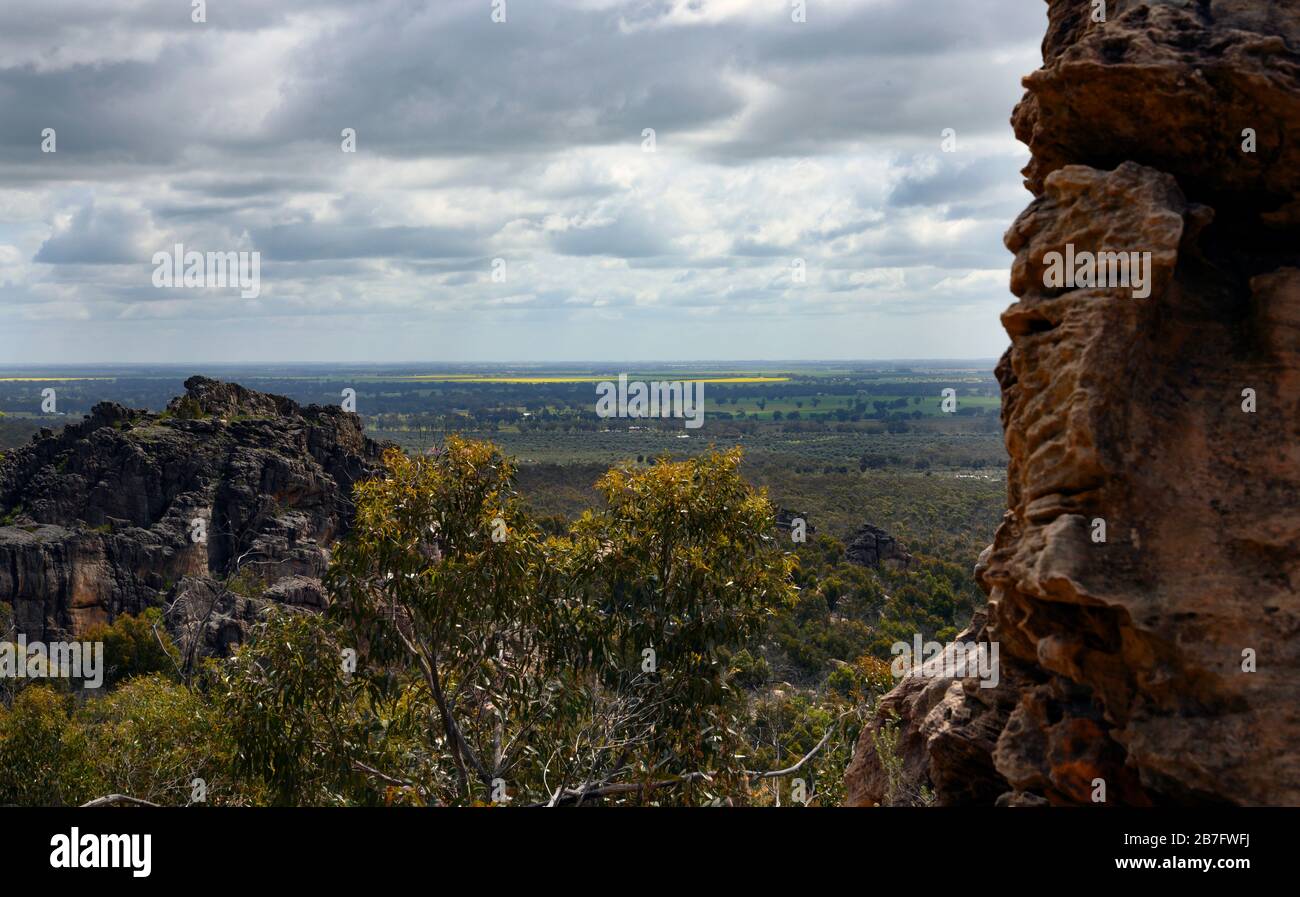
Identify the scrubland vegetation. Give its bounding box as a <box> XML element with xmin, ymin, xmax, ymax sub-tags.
<box><xmin>0</xmin><ymin>365</ymin><xmax>1005</xmax><ymax>806</ymax></box>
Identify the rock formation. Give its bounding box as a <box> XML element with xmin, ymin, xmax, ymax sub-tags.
<box><xmin>845</xmin><ymin>523</ymin><xmax>913</xmax><ymax>570</ymax></box>
<box><xmin>846</xmin><ymin>0</ymin><xmax>1300</xmax><ymax>806</ymax></box>
<box><xmin>774</xmin><ymin>508</ymin><xmax>815</xmax><ymax>535</ymax></box>
<box><xmin>0</xmin><ymin>376</ymin><xmax>386</xmax><ymax>657</ymax></box>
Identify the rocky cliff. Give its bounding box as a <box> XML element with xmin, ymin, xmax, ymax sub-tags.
<box><xmin>0</xmin><ymin>376</ymin><xmax>386</xmax><ymax>657</ymax></box>
<box><xmin>846</xmin><ymin>0</ymin><xmax>1300</xmax><ymax>806</ymax></box>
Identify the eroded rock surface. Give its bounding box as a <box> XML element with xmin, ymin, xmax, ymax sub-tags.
<box><xmin>846</xmin><ymin>0</ymin><xmax>1300</xmax><ymax>806</ymax></box>
<box><xmin>845</xmin><ymin>523</ymin><xmax>914</xmax><ymax>571</ymax></box>
<box><xmin>0</xmin><ymin>376</ymin><xmax>387</xmax><ymax>657</ymax></box>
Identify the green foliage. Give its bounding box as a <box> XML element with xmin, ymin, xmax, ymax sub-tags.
<box><xmin>0</xmin><ymin>676</ymin><xmax>253</xmax><ymax>807</ymax></box>
<box><xmin>763</xmin><ymin>531</ymin><xmax>980</xmax><ymax>691</ymax></box>
<box><xmin>83</xmin><ymin>608</ymin><xmax>181</xmax><ymax>688</ymax></box>
<box><xmin>323</xmin><ymin>442</ymin><xmax>797</xmax><ymax>805</ymax></box>
<box><xmin>213</xmin><ymin>612</ymin><xmax>369</xmax><ymax>806</ymax></box>
<box><xmin>0</xmin><ymin>686</ymin><xmax>95</xmax><ymax>806</ymax></box>
<box><xmin>78</xmin><ymin>674</ymin><xmax>240</xmax><ymax>805</ymax></box>
<box><xmin>563</xmin><ymin>449</ymin><xmax>797</xmax><ymax>797</ymax></box>
<box><xmin>744</xmin><ymin>691</ymin><xmax>864</xmax><ymax>808</ymax></box>
<box><xmin>224</xmin><ymin>567</ymin><xmax>271</xmax><ymax>598</ymax></box>
<box><xmin>327</xmin><ymin>439</ymin><xmax>563</xmax><ymax>803</ymax></box>
<box><xmin>872</xmin><ymin>713</ymin><xmax>936</xmax><ymax>807</ymax></box>
<box><xmin>169</xmin><ymin>395</ymin><xmax>208</xmax><ymax>420</ymax></box>
<box><xmin>728</xmin><ymin>649</ymin><xmax>771</xmax><ymax>689</ymax></box>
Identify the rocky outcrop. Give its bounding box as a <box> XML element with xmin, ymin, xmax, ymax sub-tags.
<box><xmin>0</xmin><ymin>376</ymin><xmax>387</xmax><ymax>656</ymax></box>
<box><xmin>847</xmin><ymin>0</ymin><xmax>1300</xmax><ymax>806</ymax></box>
<box><xmin>774</xmin><ymin>508</ymin><xmax>815</xmax><ymax>535</ymax></box>
<box><xmin>845</xmin><ymin>524</ymin><xmax>913</xmax><ymax>570</ymax></box>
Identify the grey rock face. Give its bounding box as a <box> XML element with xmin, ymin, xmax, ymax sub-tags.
<box><xmin>0</xmin><ymin>376</ymin><xmax>387</xmax><ymax>656</ymax></box>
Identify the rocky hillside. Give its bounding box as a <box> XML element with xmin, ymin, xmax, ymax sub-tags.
<box><xmin>846</xmin><ymin>0</ymin><xmax>1299</xmax><ymax>806</ymax></box>
<box><xmin>0</xmin><ymin>376</ymin><xmax>386</xmax><ymax>657</ymax></box>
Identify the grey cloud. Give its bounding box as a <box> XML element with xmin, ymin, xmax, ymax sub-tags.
<box><xmin>0</xmin><ymin>61</ymin><xmax>185</xmax><ymax>165</ymax></box>
<box><xmin>0</xmin><ymin>0</ymin><xmax>1041</xmax><ymax>170</ymax></box>
<box><xmin>188</xmin><ymin>177</ymin><xmax>331</xmax><ymax>200</ymax></box>
<box><xmin>34</xmin><ymin>202</ymin><xmax>153</xmax><ymax>265</ymax></box>
<box><xmin>548</xmin><ymin>216</ymin><xmax>671</xmax><ymax>258</ymax></box>
<box><xmin>0</xmin><ymin>0</ymin><xmax>351</xmax><ymax>40</ymax></box>
<box><xmin>888</xmin><ymin>154</ymin><xmax>1023</xmax><ymax>207</ymax></box>
<box><xmin>253</xmin><ymin>224</ymin><xmax>484</xmax><ymax>261</ymax></box>
<box><xmin>757</xmin><ymin>0</ymin><xmax>1041</xmax><ymax>61</ymax></box>
<box><xmin>0</xmin><ymin>0</ymin><xmax>1031</xmax><ymax>363</ymax></box>
<box><xmin>260</xmin><ymin>3</ymin><xmax>745</xmax><ymax>159</ymax></box>
<box><xmin>151</xmin><ymin>200</ymin><xmax>281</xmax><ymax>222</ymax></box>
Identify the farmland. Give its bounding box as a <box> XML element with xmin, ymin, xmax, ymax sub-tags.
<box><xmin>0</xmin><ymin>360</ymin><xmax>1007</xmax><ymax>548</ymax></box>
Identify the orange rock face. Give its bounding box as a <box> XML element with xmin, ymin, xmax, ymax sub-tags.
<box><xmin>846</xmin><ymin>0</ymin><xmax>1300</xmax><ymax>806</ymax></box>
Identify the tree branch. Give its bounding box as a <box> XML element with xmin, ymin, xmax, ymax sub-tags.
<box><xmin>530</xmin><ymin>771</ymin><xmax>708</xmax><ymax>807</ymax></box>
<box><xmin>80</xmin><ymin>794</ymin><xmax>161</xmax><ymax>808</ymax></box>
<box><xmin>352</xmin><ymin>760</ymin><xmax>416</xmax><ymax>789</ymax></box>
<box><xmin>745</xmin><ymin>718</ymin><xmax>840</xmax><ymax>780</ymax></box>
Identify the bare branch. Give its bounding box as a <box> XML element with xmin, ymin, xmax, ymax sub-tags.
<box><xmin>745</xmin><ymin>719</ymin><xmax>840</xmax><ymax>780</ymax></box>
<box><xmin>530</xmin><ymin>771</ymin><xmax>709</xmax><ymax>807</ymax></box>
<box><xmin>352</xmin><ymin>760</ymin><xmax>416</xmax><ymax>789</ymax></box>
<box><xmin>80</xmin><ymin>794</ymin><xmax>161</xmax><ymax>808</ymax></box>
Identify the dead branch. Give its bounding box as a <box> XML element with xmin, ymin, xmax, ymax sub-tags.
<box><xmin>80</xmin><ymin>794</ymin><xmax>161</xmax><ymax>808</ymax></box>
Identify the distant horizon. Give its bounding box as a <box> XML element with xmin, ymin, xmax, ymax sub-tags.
<box><xmin>0</xmin><ymin>358</ymin><xmax>1002</xmax><ymax>370</ymax></box>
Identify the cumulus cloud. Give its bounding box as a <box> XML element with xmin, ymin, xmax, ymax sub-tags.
<box><xmin>0</xmin><ymin>0</ymin><xmax>1042</xmax><ymax>363</ymax></box>
<box><xmin>34</xmin><ymin>202</ymin><xmax>158</xmax><ymax>265</ymax></box>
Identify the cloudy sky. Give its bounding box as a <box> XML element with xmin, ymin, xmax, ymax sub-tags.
<box><xmin>0</xmin><ymin>0</ymin><xmax>1045</xmax><ymax>364</ymax></box>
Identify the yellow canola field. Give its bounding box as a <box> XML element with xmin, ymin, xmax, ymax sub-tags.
<box><xmin>392</xmin><ymin>375</ymin><xmax>790</xmax><ymax>384</ymax></box>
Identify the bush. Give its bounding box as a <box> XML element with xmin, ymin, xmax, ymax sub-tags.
<box><xmin>0</xmin><ymin>686</ymin><xmax>94</xmax><ymax>806</ymax></box>
<box><xmin>78</xmin><ymin>674</ymin><xmax>243</xmax><ymax>805</ymax></box>
<box><xmin>729</xmin><ymin>649</ymin><xmax>771</xmax><ymax>689</ymax></box>
<box><xmin>83</xmin><ymin>608</ymin><xmax>181</xmax><ymax>687</ymax></box>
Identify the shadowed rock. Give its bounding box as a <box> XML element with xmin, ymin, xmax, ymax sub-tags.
<box><xmin>846</xmin><ymin>0</ymin><xmax>1300</xmax><ymax>807</ymax></box>
<box><xmin>0</xmin><ymin>376</ymin><xmax>388</xmax><ymax>658</ymax></box>
<box><xmin>845</xmin><ymin>523</ymin><xmax>914</xmax><ymax>570</ymax></box>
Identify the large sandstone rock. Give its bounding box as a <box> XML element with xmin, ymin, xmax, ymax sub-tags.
<box><xmin>0</xmin><ymin>376</ymin><xmax>387</xmax><ymax>657</ymax></box>
<box><xmin>846</xmin><ymin>0</ymin><xmax>1299</xmax><ymax>806</ymax></box>
<box><xmin>1014</xmin><ymin>0</ymin><xmax>1300</xmax><ymax>222</ymax></box>
<box><xmin>845</xmin><ymin>523</ymin><xmax>914</xmax><ymax>570</ymax></box>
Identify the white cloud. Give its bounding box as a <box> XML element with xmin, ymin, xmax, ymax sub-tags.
<box><xmin>0</xmin><ymin>0</ymin><xmax>1042</xmax><ymax>362</ymax></box>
